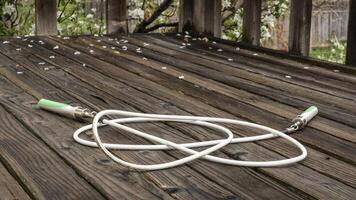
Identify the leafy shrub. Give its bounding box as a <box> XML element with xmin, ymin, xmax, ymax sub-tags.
<box><xmin>0</xmin><ymin>0</ymin><xmax>34</xmax><ymax>36</ymax></box>
<box><xmin>310</xmin><ymin>39</ymin><xmax>346</xmax><ymax>64</ymax></box>
<box><xmin>57</xmin><ymin>0</ymin><xmax>106</xmax><ymax>35</ymax></box>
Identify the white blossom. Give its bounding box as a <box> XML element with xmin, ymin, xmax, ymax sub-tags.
<box><xmin>222</xmin><ymin>0</ymin><xmax>231</xmax><ymax>9</ymax></box>
<box><xmin>129</xmin><ymin>8</ymin><xmax>144</xmax><ymax>20</ymax></box>
<box><xmin>3</xmin><ymin>2</ymin><xmax>15</xmax><ymax>15</ymax></box>
<box><xmin>57</xmin><ymin>11</ymin><xmax>62</xmax><ymax>18</ymax></box>
<box><xmin>57</xmin><ymin>24</ymin><xmax>63</xmax><ymax>32</ymax></box>
<box><xmin>86</xmin><ymin>14</ymin><xmax>94</xmax><ymax>19</ymax></box>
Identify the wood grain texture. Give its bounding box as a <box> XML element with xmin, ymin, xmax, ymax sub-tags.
<box><xmin>35</xmin><ymin>0</ymin><xmax>57</xmax><ymax>35</ymax></box>
<box><xmin>116</xmin><ymin>34</ymin><xmax>356</xmax><ymax>147</ymax></box>
<box><xmin>180</xmin><ymin>0</ymin><xmax>221</xmax><ymax>36</ymax></box>
<box><xmin>43</xmin><ymin>35</ymin><xmax>356</xmax><ymax>199</ymax></box>
<box><xmin>346</xmin><ymin>0</ymin><xmax>356</xmax><ymax>66</ymax></box>
<box><xmin>196</xmin><ymin>31</ymin><xmax>356</xmax><ymax>74</ymax></box>
<box><xmin>38</xmin><ymin>36</ymin><xmax>311</xmax><ymax>199</ymax></box>
<box><xmin>288</xmin><ymin>0</ymin><xmax>312</xmax><ymax>56</ymax></box>
<box><xmin>95</xmin><ymin>34</ymin><xmax>356</xmax><ymax>185</ymax></box>
<box><xmin>149</xmin><ymin>35</ymin><xmax>356</xmax><ymax>131</ymax></box>
<box><xmin>161</xmin><ymin>34</ymin><xmax>356</xmax><ymax>97</ymax></box>
<box><xmin>106</xmin><ymin>0</ymin><xmax>128</xmax><ymax>34</ymax></box>
<box><xmin>0</xmin><ymin>39</ymin><xmax>243</xmax><ymax>200</ymax></box>
<box><xmin>0</xmin><ymin>34</ymin><xmax>355</xmax><ymax>199</ymax></box>
<box><xmin>242</xmin><ymin>0</ymin><xmax>261</xmax><ymax>46</ymax></box>
<box><xmin>26</xmin><ymin>37</ymin><xmax>302</xmax><ymax>200</ymax></box>
<box><xmin>0</xmin><ymin>80</ymin><xmax>105</xmax><ymax>199</ymax></box>
<box><xmin>0</xmin><ymin>54</ymin><xmax>172</xmax><ymax>199</ymax></box>
<box><xmin>179</xmin><ymin>0</ymin><xmax>194</xmax><ymax>32</ymax></box>
<box><xmin>126</xmin><ymin>34</ymin><xmax>356</xmax><ymax>136</ymax></box>
<box><xmin>204</xmin><ymin>0</ymin><xmax>221</xmax><ymax>37</ymax></box>
<box><xmin>0</xmin><ymin>161</ymin><xmax>31</xmax><ymax>200</ymax></box>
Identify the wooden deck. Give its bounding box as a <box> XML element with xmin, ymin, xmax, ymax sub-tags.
<box><xmin>0</xmin><ymin>34</ymin><xmax>355</xmax><ymax>200</ymax></box>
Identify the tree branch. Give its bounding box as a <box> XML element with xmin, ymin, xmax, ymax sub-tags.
<box><xmin>134</xmin><ymin>0</ymin><xmax>174</xmax><ymax>33</ymax></box>
<box><xmin>58</xmin><ymin>0</ymin><xmax>72</xmax><ymax>22</ymax></box>
<box><xmin>11</xmin><ymin>0</ymin><xmax>19</xmax><ymax>28</ymax></box>
<box><xmin>143</xmin><ymin>22</ymin><xmax>178</xmax><ymax>33</ymax></box>
<box><xmin>222</xmin><ymin>0</ymin><xmax>243</xmax><ymax>24</ymax></box>
<box><xmin>141</xmin><ymin>0</ymin><xmax>146</xmax><ymax>9</ymax></box>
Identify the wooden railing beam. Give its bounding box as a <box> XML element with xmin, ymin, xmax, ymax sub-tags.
<box><xmin>106</xmin><ymin>0</ymin><xmax>128</xmax><ymax>34</ymax></box>
<box><xmin>288</xmin><ymin>0</ymin><xmax>313</xmax><ymax>56</ymax></box>
<box><xmin>346</xmin><ymin>0</ymin><xmax>356</xmax><ymax>66</ymax></box>
<box><xmin>242</xmin><ymin>0</ymin><xmax>262</xmax><ymax>46</ymax></box>
<box><xmin>35</xmin><ymin>0</ymin><xmax>57</xmax><ymax>35</ymax></box>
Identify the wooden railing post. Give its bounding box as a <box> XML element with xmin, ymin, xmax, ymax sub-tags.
<box><xmin>288</xmin><ymin>0</ymin><xmax>312</xmax><ymax>56</ymax></box>
<box><xmin>242</xmin><ymin>0</ymin><xmax>262</xmax><ymax>46</ymax></box>
<box><xmin>179</xmin><ymin>0</ymin><xmax>221</xmax><ymax>37</ymax></box>
<box><xmin>202</xmin><ymin>0</ymin><xmax>221</xmax><ymax>37</ymax></box>
<box><xmin>106</xmin><ymin>0</ymin><xmax>128</xmax><ymax>34</ymax></box>
<box><xmin>35</xmin><ymin>0</ymin><xmax>57</xmax><ymax>35</ymax></box>
<box><xmin>346</xmin><ymin>0</ymin><xmax>356</xmax><ymax>66</ymax></box>
<box><xmin>179</xmin><ymin>0</ymin><xmax>194</xmax><ymax>32</ymax></box>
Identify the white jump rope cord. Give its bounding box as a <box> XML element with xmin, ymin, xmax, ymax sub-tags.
<box><xmin>38</xmin><ymin>99</ymin><xmax>318</xmax><ymax>171</ymax></box>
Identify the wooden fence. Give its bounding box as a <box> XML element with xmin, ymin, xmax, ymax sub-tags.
<box><xmin>267</xmin><ymin>0</ymin><xmax>349</xmax><ymax>49</ymax></box>
<box><xmin>311</xmin><ymin>10</ymin><xmax>349</xmax><ymax>46</ymax></box>
<box><xmin>265</xmin><ymin>9</ymin><xmax>349</xmax><ymax>50</ymax></box>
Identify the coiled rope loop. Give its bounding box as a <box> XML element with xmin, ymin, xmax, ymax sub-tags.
<box><xmin>74</xmin><ymin>110</ymin><xmax>307</xmax><ymax>171</ymax></box>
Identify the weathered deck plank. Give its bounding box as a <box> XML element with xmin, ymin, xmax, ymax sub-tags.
<box><xmin>19</xmin><ymin>37</ymin><xmax>303</xmax><ymax>199</ymax></box>
<box><xmin>0</xmin><ymin>53</ymin><xmax>172</xmax><ymax>199</ymax></box>
<box><xmin>1</xmin><ymin>38</ymin><xmax>248</xmax><ymax>200</ymax></box>
<box><xmin>39</xmin><ymin>36</ymin><xmax>319</xmax><ymax>200</ymax></box>
<box><xmin>0</xmin><ymin>77</ymin><xmax>105</xmax><ymax>199</ymax></box>
<box><xmin>0</xmin><ymin>161</ymin><xmax>30</xmax><ymax>200</ymax></box>
<box><xmin>86</xmin><ymin>35</ymin><xmax>356</xmax><ymax>187</ymax></box>
<box><xmin>126</xmin><ymin>34</ymin><xmax>356</xmax><ymax>142</ymax></box>
<box><xmin>143</xmin><ymin>35</ymin><xmax>356</xmax><ymax>123</ymax></box>
<box><xmin>89</xmin><ymin>35</ymin><xmax>356</xmax><ymax>163</ymax></box>
<box><xmin>160</xmin><ymin>34</ymin><xmax>356</xmax><ymax>99</ymax></box>
<box><xmin>40</xmin><ymin>36</ymin><xmax>356</xmax><ymax>198</ymax></box>
<box><xmin>0</xmin><ymin>34</ymin><xmax>355</xmax><ymax>199</ymax></box>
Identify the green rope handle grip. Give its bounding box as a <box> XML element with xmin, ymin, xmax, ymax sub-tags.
<box><xmin>38</xmin><ymin>99</ymin><xmax>69</xmax><ymax>108</ymax></box>
<box><xmin>38</xmin><ymin>99</ymin><xmax>77</xmax><ymax>119</ymax></box>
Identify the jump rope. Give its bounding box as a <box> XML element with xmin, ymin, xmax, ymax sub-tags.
<box><xmin>38</xmin><ymin>99</ymin><xmax>318</xmax><ymax>171</ymax></box>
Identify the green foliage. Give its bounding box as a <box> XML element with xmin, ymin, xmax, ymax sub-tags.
<box><xmin>221</xmin><ymin>0</ymin><xmax>289</xmax><ymax>43</ymax></box>
<box><xmin>260</xmin><ymin>0</ymin><xmax>289</xmax><ymax>44</ymax></box>
<box><xmin>221</xmin><ymin>5</ymin><xmax>243</xmax><ymax>41</ymax></box>
<box><xmin>0</xmin><ymin>0</ymin><xmax>34</xmax><ymax>36</ymax></box>
<box><xmin>0</xmin><ymin>0</ymin><xmax>105</xmax><ymax>36</ymax></box>
<box><xmin>57</xmin><ymin>0</ymin><xmax>105</xmax><ymax>35</ymax></box>
<box><xmin>310</xmin><ymin>39</ymin><xmax>346</xmax><ymax>64</ymax></box>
